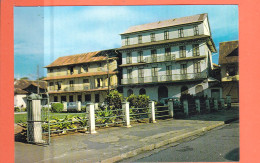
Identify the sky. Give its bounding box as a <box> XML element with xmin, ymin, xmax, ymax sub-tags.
<box><xmin>14</xmin><ymin>5</ymin><xmax>238</xmax><ymax>80</ymax></box>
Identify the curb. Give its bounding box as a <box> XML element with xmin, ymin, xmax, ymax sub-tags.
<box><xmin>100</xmin><ymin>121</ymin><xmax>228</xmax><ymax>163</ymax></box>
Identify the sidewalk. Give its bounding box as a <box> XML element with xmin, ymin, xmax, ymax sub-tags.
<box><xmin>15</xmin><ymin>107</ymin><xmax>239</xmax><ymax>163</ymax></box>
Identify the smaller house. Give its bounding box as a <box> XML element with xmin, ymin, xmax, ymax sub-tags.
<box><xmin>219</xmin><ymin>40</ymin><xmax>239</xmax><ymax>102</ymax></box>
<box><xmin>14</xmin><ymin>79</ymin><xmax>47</xmax><ymax>108</ymax></box>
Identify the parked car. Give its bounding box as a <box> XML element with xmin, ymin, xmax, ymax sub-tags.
<box><xmin>42</xmin><ymin>102</ymin><xmax>59</xmax><ymax>108</ymax></box>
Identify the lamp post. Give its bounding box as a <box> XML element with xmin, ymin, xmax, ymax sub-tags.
<box><xmin>106</xmin><ymin>53</ymin><xmax>110</xmax><ymax>95</ymax></box>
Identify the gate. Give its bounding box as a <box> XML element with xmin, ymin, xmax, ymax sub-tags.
<box><xmin>27</xmin><ymin>93</ymin><xmax>50</xmax><ymax>145</ymax></box>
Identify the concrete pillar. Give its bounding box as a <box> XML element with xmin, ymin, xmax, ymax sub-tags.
<box><xmin>122</xmin><ymin>102</ymin><xmax>131</xmax><ymax>127</ymax></box>
<box><xmin>220</xmin><ymin>98</ymin><xmax>225</xmax><ymax>109</ymax></box>
<box><xmin>149</xmin><ymin>101</ymin><xmax>156</xmax><ymax>123</ymax></box>
<box><xmin>214</xmin><ymin>99</ymin><xmax>218</xmax><ymax>110</ymax></box>
<box><xmin>195</xmin><ymin>98</ymin><xmax>200</xmax><ymax>113</ymax></box>
<box><xmin>63</xmin><ymin>102</ymin><xmax>67</xmax><ymax>112</ymax></box>
<box><xmin>168</xmin><ymin>99</ymin><xmax>174</xmax><ymax>118</ymax></box>
<box><xmin>27</xmin><ymin>99</ymin><xmax>44</xmax><ymax>143</ymax></box>
<box><xmin>77</xmin><ymin>101</ymin><xmax>81</xmax><ymax>112</ymax></box>
<box><xmin>183</xmin><ymin>99</ymin><xmax>189</xmax><ymax>116</ymax></box>
<box><xmin>205</xmin><ymin>99</ymin><xmax>210</xmax><ymax>111</ymax></box>
<box><xmin>226</xmin><ymin>95</ymin><xmax>231</xmax><ymax>109</ymax></box>
<box><xmin>87</xmin><ymin>103</ymin><xmax>96</xmax><ymax>134</ymax></box>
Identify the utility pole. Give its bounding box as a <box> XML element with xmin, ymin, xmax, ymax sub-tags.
<box><xmin>106</xmin><ymin>53</ymin><xmax>110</xmax><ymax>95</ymax></box>
<box><xmin>37</xmin><ymin>65</ymin><xmax>40</xmax><ymax>94</ymax></box>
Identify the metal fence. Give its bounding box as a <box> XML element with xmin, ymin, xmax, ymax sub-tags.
<box><xmin>155</xmin><ymin>105</ymin><xmax>170</xmax><ymax>119</ymax></box>
<box><xmin>129</xmin><ymin>107</ymin><xmax>149</xmax><ymax>121</ymax></box>
<box><xmin>95</xmin><ymin>108</ymin><xmax>125</xmax><ymax>127</ymax></box>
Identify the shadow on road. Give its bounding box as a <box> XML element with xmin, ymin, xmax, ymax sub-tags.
<box><xmin>225</xmin><ymin>148</ymin><xmax>239</xmax><ymax>161</ymax></box>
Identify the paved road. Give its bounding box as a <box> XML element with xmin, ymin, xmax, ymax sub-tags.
<box><xmin>121</xmin><ymin>120</ymin><xmax>239</xmax><ymax>162</ymax></box>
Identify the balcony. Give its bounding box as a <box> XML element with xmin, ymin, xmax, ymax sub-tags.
<box><xmin>121</xmin><ymin>72</ymin><xmax>207</xmax><ymax>85</ymax></box>
<box><xmin>222</xmin><ymin>74</ymin><xmax>239</xmax><ymax>82</ymax></box>
<box><xmin>145</xmin><ymin>54</ymin><xmax>175</xmax><ymax>63</ymax></box>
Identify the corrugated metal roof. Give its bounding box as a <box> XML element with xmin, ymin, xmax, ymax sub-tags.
<box><xmin>121</xmin><ymin>13</ymin><xmax>207</xmax><ymax>35</ymax></box>
<box><xmin>14</xmin><ymin>80</ymin><xmax>47</xmax><ymax>94</ymax></box>
<box><xmin>219</xmin><ymin>41</ymin><xmax>238</xmax><ymax>65</ymax></box>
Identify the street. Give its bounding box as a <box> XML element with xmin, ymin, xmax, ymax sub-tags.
<box><xmin>120</xmin><ymin>120</ymin><xmax>239</xmax><ymax>162</ymax></box>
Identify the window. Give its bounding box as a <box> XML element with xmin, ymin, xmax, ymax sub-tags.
<box><xmin>194</xmin><ymin>61</ymin><xmax>201</xmax><ymax>73</ymax></box>
<box><xmin>96</xmin><ymin>78</ymin><xmax>102</xmax><ymax>87</ymax></box>
<box><xmin>165</xmin><ymin>47</ymin><xmax>171</xmax><ymax>57</ymax></box>
<box><xmin>85</xmin><ymin>94</ymin><xmax>91</xmax><ymax>102</ymax></box>
<box><xmin>180</xmin><ymin>64</ymin><xmax>187</xmax><ymax>74</ymax></box>
<box><xmin>54</xmin><ymin>96</ymin><xmax>58</xmax><ymax>102</ymax></box>
<box><xmin>166</xmin><ymin>65</ymin><xmax>172</xmax><ymax>75</ymax></box>
<box><xmin>125</xmin><ymin>37</ymin><xmax>130</xmax><ymax>45</ymax></box>
<box><xmin>193</xmin><ymin>25</ymin><xmax>199</xmax><ymax>36</ymax></box>
<box><xmin>98</xmin><ymin>62</ymin><xmax>102</xmax><ymax>67</ymax></box>
<box><xmin>56</xmin><ymin>81</ymin><xmax>61</xmax><ymax>90</ymax></box>
<box><xmin>152</xmin><ymin>67</ymin><xmax>158</xmax><ymax>77</ymax></box>
<box><xmin>150</xmin><ymin>33</ymin><xmax>155</xmax><ymax>42</ymax></box>
<box><xmin>164</xmin><ymin>31</ymin><xmax>169</xmax><ymax>40</ymax></box>
<box><xmin>193</xmin><ymin>44</ymin><xmax>200</xmax><ymax>56</ymax></box>
<box><xmin>69</xmin><ymin>66</ymin><xmax>74</xmax><ymax>75</ymax></box>
<box><xmin>127</xmin><ymin>69</ymin><xmax>132</xmax><ymax>79</ymax></box>
<box><xmin>49</xmin><ymin>68</ymin><xmax>53</xmax><ymax>73</ymax></box>
<box><xmin>83</xmin><ymin>79</ymin><xmax>89</xmax><ymax>83</ymax></box>
<box><xmin>138</xmin><ymin>35</ymin><xmax>142</xmax><ymax>44</ymax></box>
<box><xmin>83</xmin><ymin>65</ymin><xmax>88</xmax><ymax>72</ymax></box>
<box><xmin>179</xmin><ymin>46</ymin><xmax>186</xmax><ymax>58</ymax></box>
<box><xmin>78</xmin><ymin>95</ymin><xmax>82</xmax><ymax>102</ymax></box>
<box><xmin>69</xmin><ymin>80</ymin><xmax>74</xmax><ymax>87</ymax></box>
<box><xmin>49</xmin><ymin>82</ymin><xmax>54</xmax><ymax>86</ymax></box>
<box><xmin>126</xmin><ymin>53</ymin><xmax>132</xmax><ymax>64</ymax></box>
<box><xmin>151</xmin><ymin>49</ymin><xmax>157</xmax><ymax>62</ymax></box>
<box><xmin>95</xmin><ymin>94</ymin><xmax>100</xmax><ymax>103</ymax></box>
<box><xmin>61</xmin><ymin>96</ymin><xmax>67</xmax><ymax>102</ymax></box>
<box><xmin>138</xmin><ymin>68</ymin><xmax>144</xmax><ymax>78</ymax></box>
<box><xmin>178</xmin><ymin>28</ymin><xmax>184</xmax><ymax>38</ymax></box>
<box><xmin>227</xmin><ymin>65</ymin><xmax>236</xmax><ymax>76</ymax></box>
<box><xmin>139</xmin><ymin>88</ymin><xmax>146</xmax><ymax>95</ymax></box>
<box><xmin>137</xmin><ymin>51</ymin><xmax>143</xmax><ymax>62</ymax></box>
<box><xmin>69</xmin><ymin>95</ymin><xmax>73</xmax><ymax>102</ymax></box>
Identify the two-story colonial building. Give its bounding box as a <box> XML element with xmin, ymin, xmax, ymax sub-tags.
<box><xmin>118</xmin><ymin>13</ymin><xmax>219</xmax><ymax>101</ymax></box>
<box><xmin>219</xmin><ymin>40</ymin><xmax>239</xmax><ymax>102</ymax></box>
<box><xmin>43</xmin><ymin>49</ymin><xmax>119</xmax><ymax>103</ymax></box>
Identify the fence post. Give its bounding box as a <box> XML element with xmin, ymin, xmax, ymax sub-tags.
<box><xmin>122</xmin><ymin>101</ymin><xmax>131</xmax><ymax>127</ymax></box>
<box><xmin>168</xmin><ymin>99</ymin><xmax>174</xmax><ymax>118</ymax></box>
<box><xmin>27</xmin><ymin>94</ymin><xmax>44</xmax><ymax>144</ymax></box>
<box><xmin>63</xmin><ymin>102</ymin><xmax>67</xmax><ymax>112</ymax></box>
<box><xmin>195</xmin><ymin>98</ymin><xmax>200</xmax><ymax>113</ymax></box>
<box><xmin>226</xmin><ymin>95</ymin><xmax>231</xmax><ymax>109</ymax></box>
<box><xmin>149</xmin><ymin>101</ymin><xmax>156</xmax><ymax>123</ymax></box>
<box><xmin>183</xmin><ymin>99</ymin><xmax>189</xmax><ymax>116</ymax></box>
<box><xmin>214</xmin><ymin>99</ymin><xmax>218</xmax><ymax>110</ymax></box>
<box><xmin>87</xmin><ymin>103</ymin><xmax>97</xmax><ymax>134</ymax></box>
<box><xmin>205</xmin><ymin>99</ymin><xmax>210</xmax><ymax>111</ymax></box>
<box><xmin>77</xmin><ymin>101</ymin><xmax>81</xmax><ymax>112</ymax></box>
<box><xmin>220</xmin><ymin>98</ymin><xmax>225</xmax><ymax>109</ymax></box>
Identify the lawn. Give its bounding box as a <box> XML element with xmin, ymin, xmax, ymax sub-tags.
<box><xmin>14</xmin><ymin>112</ymin><xmax>87</xmax><ymax>124</ymax></box>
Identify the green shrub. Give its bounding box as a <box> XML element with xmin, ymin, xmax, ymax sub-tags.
<box><xmin>126</xmin><ymin>94</ymin><xmax>149</xmax><ymax>108</ymax></box>
<box><xmin>105</xmin><ymin>90</ymin><xmax>123</xmax><ymax>109</ymax></box>
<box><xmin>14</xmin><ymin>107</ymin><xmax>20</xmax><ymax>112</ymax></box>
<box><xmin>21</xmin><ymin>107</ymin><xmax>27</xmax><ymax>112</ymax></box>
<box><xmin>51</xmin><ymin>103</ymin><xmax>64</xmax><ymax>113</ymax></box>
<box><xmin>96</xmin><ymin>107</ymin><xmax>116</xmax><ymax>124</ymax></box>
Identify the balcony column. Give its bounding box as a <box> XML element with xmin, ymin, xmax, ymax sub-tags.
<box><xmin>183</xmin><ymin>99</ymin><xmax>189</xmax><ymax>116</ymax></box>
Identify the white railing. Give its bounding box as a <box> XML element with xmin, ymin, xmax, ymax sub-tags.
<box><xmin>145</xmin><ymin>54</ymin><xmax>175</xmax><ymax>63</ymax></box>
<box><xmin>121</xmin><ymin>72</ymin><xmax>207</xmax><ymax>85</ymax></box>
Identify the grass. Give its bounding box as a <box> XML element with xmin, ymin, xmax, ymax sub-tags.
<box><xmin>15</xmin><ymin>112</ymin><xmax>87</xmax><ymax>124</ymax></box>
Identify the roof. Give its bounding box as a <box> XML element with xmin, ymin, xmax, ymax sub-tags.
<box><xmin>14</xmin><ymin>80</ymin><xmax>47</xmax><ymax>94</ymax></box>
<box><xmin>45</xmin><ymin>50</ymin><xmax>118</xmax><ymax>68</ymax></box>
<box><xmin>43</xmin><ymin>71</ymin><xmax>118</xmax><ymax>81</ymax></box>
<box><xmin>219</xmin><ymin>40</ymin><xmax>239</xmax><ymax>64</ymax></box>
<box><xmin>121</xmin><ymin>13</ymin><xmax>207</xmax><ymax>35</ymax></box>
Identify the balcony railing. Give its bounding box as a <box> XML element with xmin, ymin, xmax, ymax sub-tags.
<box><xmin>145</xmin><ymin>54</ymin><xmax>175</xmax><ymax>63</ymax></box>
<box><xmin>49</xmin><ymin>84</ymin><xmax>116</xmax><ymax>93</ymax></box>
<box><xmin>121</xmin><ymin>72</ymin><xmax>207</xmax><ymax>85</ymax></box>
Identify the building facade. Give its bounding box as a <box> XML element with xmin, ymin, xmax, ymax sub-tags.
<box><xmin>43</xmin><ymin>50</ymin><xmax>119</xmax><ymax>103</ymax></box>
<box><xmin>219</xmin><ymin>40</ymin><xmax>239</xmax><ymax>102</ymax></box>
<box><xmin>14</xmin><ymin>79</ymin><xmax>47</xmax><ymax>108</ymax></box>
<box><xmin>118</xmin><ymin>13</ymin><xmax>219</xmax><ymax>101</ymax></box>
